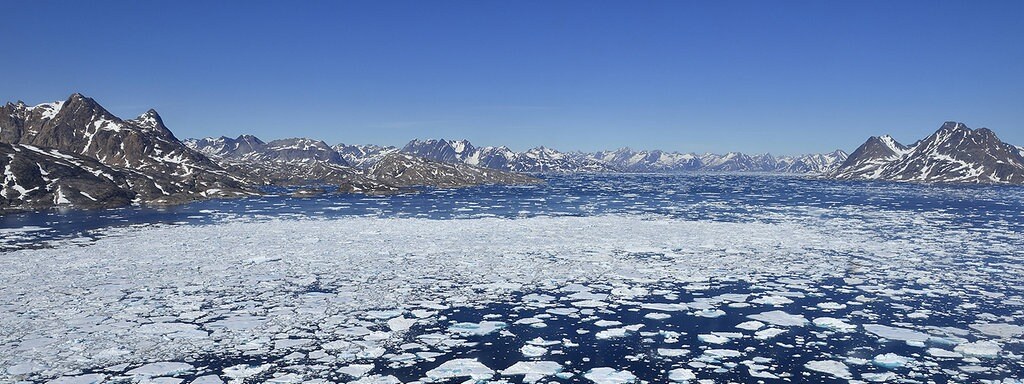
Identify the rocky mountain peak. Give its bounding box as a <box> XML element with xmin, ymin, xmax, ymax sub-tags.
<box><xmin>833</xmin><ymin>122</ymin><xmax>1024</xmax><ymax>184</ymax></box>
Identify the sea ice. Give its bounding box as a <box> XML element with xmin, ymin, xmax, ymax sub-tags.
<box><xmin>812</xmin><ymin>317</ymin><xmax>857</xmax><ymax>332</ymax></box>
<box><xmin>448</xmin><ymin>321</ymin><xmax>507</xmax><ymax>336</ymax></box>
<box><xmin>667</xmin><ymin>368</ymin><xmax>696</xmax><ymax>382</ymax></box>
<box><xmin>501</xmin><ymin>361</ymin><xmax>562</xmax><ymax>383</ymax></box>
<box><xmin>747</xmin><ymin>310</ymin><xmax>808</xmax><ymax>327</ymax></box>
<box><xmin>863</xmin><ymin>324</ymin><xmax>930</xmax><ymax>343</ymax></box>
<box><xmin>954</xmin><ymin>341</ymin><xmax>1001</xmax><ymax>358</ymax></box>
<box><xmin>804</xmin><ymin>360</ymin><xmax>851</xmax><ymax>380</ymax></box>
<box><xmin>424</xmin><ymin>358</ymin><xmax>494</xmax><ymax>381</ymax></box>
<box><xmin>584</xmin><ymin>367</ymin><xmax>637</xmax><ymax>384</ymax></box>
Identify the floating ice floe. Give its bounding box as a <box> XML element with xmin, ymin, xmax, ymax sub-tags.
<box><xmin>812</xmin><ymin>317</ymin><xmax>857</xmax><ymax>332</ymax></box>
<box><xmin>44</xmin><ymin>374</ymin><xmax>107</xmax><ymax>384</ymax></box>
<box><xmin>126</xmin><ymin>362</ymin><xmax>194</xmax><ymax>378</ymax></box>
<box><xmin>863</xmin><ymin>324</ymin><xmax>930</xmax><ymax>345</ymax></box>
<box><xmin>804</xmin><ymin>360</ymin><xmax>852</xmax><ymax>380</ymax></box>
<box><xmin>520</xmin><ymin>344</ymin><xmax>547</xmax><ymax>357</ymax></box>
<box><xmin>501</xmin><ymin>361</ymin><xmax>563</xmax><ymax>383</ymax></box>
<box><xmin>954</xmin><ymin>341</ymin><xmax>1001</xmax><ymax>358</ymax></box>
<box><xmin>747</xmin><ymin>310</ymin><xmax>808</xmax><ymax>327</ymax></box>
<box><xmin>667</xmin><ymin>367</ymin><xmax>696</xmax><ymax>382</ymax></box>
<box><xmin>873</xmin><ymin>353</ymin><xmax>913</xmax><ymax>368</ymax></box>
<box><xmin>584</xmin><ymin>367</ymin><xmax>637</xmax><ymax>384</ymax></box>
<box><xmin>424</xmin><ymin>358</ymin><xmax>494</xmax><ymax>381</ymax></box>
<box><xmin>595</xmin><ymin>325</ymin><xmax>643</xmax><ymax>340</ymax></box>
<box><xmin>969</xmin><ymin>323</ymin><xmax>1024</xmax><ymax>338</ymax></box>
<box><xmin>448</xmin><ymin>321</ymin><xmax>507</xmax><ymax>336</ymax></box>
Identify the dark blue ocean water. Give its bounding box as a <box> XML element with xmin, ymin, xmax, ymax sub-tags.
<box><xmin>4</xmin><ymin>174</ymin><xmax>1024</xmax><ymax>251</ymax></box>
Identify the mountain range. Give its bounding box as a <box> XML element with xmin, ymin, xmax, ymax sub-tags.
<box><xmin>1</xmin><ymin>94</ymin><xmax>539</xmax><ymax>213</ymax></box>
<box><xmin>4</xmin><ymin>94</ymin><xmax>1023</xmax><ymax>213</ymax></box>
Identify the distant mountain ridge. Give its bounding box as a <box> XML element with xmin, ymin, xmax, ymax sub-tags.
<box><xmin>400</xmin><ymin>138</ymin><xmax>849</xmax><ymax>174</ymax></box>
<box><xmin>184</xmin><ymin>134</ymin><xmax>540</xmax><ymax>191</ymax></box>
<box><xmin>831</xmin><ymin>121</ymin><xmax>1024</xmax><ymax>184</ymax></box>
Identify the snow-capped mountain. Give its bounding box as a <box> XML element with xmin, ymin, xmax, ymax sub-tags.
<box><xmin>831</xmin><ymin>122</ymin><xmax>1024</xmax><ymax>184</ymax></box>
<box><xmin>774</xmin><ymin>150</ymin><xmax>850</xmax><ymax>173</ymax></box>
<box><xmin>402</xmin><ymin>139</ymin><xmax>617</xmax><ymax>173</ymax></box>
<box><xmin>187</xmin><ymin>135</ymin><xmax>537</xmax><ymax>190</ymax></box>
<box><xmin>398</xmin><ymin>138</ymin><xmax>849</xmax><ymax>174</ymax></box>
<box><xmin>588</xmin><ymin>148</ymin><xmax>848</xmax><ymax>174</ymax></box>
<box><xmin>831</xmin><ymin>135</ymin><xmax>910</xmax><ymax>179</ymax></box>
<box><xmin>367</xmin><ymin>153</ymin><xmax>541</xmax><ymax>188</ymax></box>
<box><xmin>333</xmin><ymin>143</ymin><xmax>398</xmax><ymax>168</ymax></box>
<box><xmin>590</xmin><ymin>148</ymin><xmax>702</xmax><ymax>172</ymax></box>
<box><xmin>1</xmin><ymin>94</ymin><xmax>252</xmax><ymax>211</ymax></box>
<box><xmin>184</xmin><ymin>135</ymin><xmax>386</xmax><ymax>187</ymax></box>
<box><xmin>185</xmin><ymin>136</ymin><xmax>348</xmax><ymax>165</ymax></box>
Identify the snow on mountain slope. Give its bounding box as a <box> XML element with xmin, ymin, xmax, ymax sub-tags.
<box><xmin>1</xmin><ymin>94</ymin><xmax>253</xmax><ymax>208</ymax></box>
<box><xmin>832</xmin><ymin>122</ymin><xmax>1024</xmax><ymax>184</ymax></box>
<box><xmin>366</xmin><ymin>153</ymin><xmax>541</xmax><ymax>187</ymax></box>
<box><xmin>1</xmin><ymin>142</ymin><xmax>134</xmax><ymax>212</ymax></box>
<box><xmin>333</xmin><ymin>143</ymin><xmax>398</xmax><ymax>168</ymax></box>
<box><xmin>401</xmin><ymin>139</ymin><xmax>617</xmax><ymax>173</ymax></box>
<box><xmin>185</xmin><ymin>135</ymin><xmax>390</xmax><ymax>188</ymax></box>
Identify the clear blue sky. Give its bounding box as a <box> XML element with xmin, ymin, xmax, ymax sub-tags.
<box><xmin>3</xmin><ymin>1</ymin><xmax>1022</xmax><ymax>154</ymax></box>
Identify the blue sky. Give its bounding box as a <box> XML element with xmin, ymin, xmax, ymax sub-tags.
<box><xmin>3</xmin><ymin>1</ymin><xmax>1022</xmax><ymax>154</ymax></box>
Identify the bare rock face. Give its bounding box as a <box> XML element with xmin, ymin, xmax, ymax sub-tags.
<box><xmin>367</xmin><ymin>153</ymin><xmax>542</xmax><ymax>188</ymax></box>
<box><xmin>832</xmin><ymin>122</ymin><xmax>1024</xmax><ymax>184</ymax></box>
<box><xmin>0</xmin><ymin>94</ymin><xmax>254</xmax><ymax>211</ymax></box>
<box><xmin>0</xmin><ymin>143</ymin><xmax>133</xmax><ymax>212</ymax></box>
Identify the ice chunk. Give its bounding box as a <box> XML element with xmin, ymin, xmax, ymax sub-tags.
<box><xmin>387</xmin><ymin>316</ymin><xmax>417</xmax><ymax>332</ymax></box>
<box><xmin>595</xmin><ymin>324</ymin><xmax>643</xmax><ymax>339</ymax></box>
<box><xmin>583</xmin><ymin>367</ymin><xmax>637</xmax><ymax>384</ymax></box>
<box><xmin>448</xmin><ymin>321</ymin><xmax>507</xmax><ymax>336</ymax></box>
<box><xmin>641</xmin><ymin>303</ymin><xmax>689</xmax><ymax>312</ymax></box>
<box><xmin>127</xmin><ymin>362</ymin><xmax>194</xmax><ymax>377</ymax></box>
<box><xmin>425</xmin><ymin>358</ymin><xmax>494</xmax><ymax>381</ymax></box>
<box><xmin>754</xmin><ymin>328</ymin><xmax>786</xmax><ymax>339</ymax></box>
<box><xmin>747</xmin><ymin>310</ymin><xmax>808</xmax><ymax>327</ymax></box>
<box><xmin>189</xmin><ymin>375</ymin><xmax>224</xmax><ymax>384</ymax></box>
<box><xmin>862</xmin><ymin>372</ymin><xmax>898</xmax><ymax>382</ymax></box>
<box><xmin>337</xmin><ymin>364</ymin><xmax>375</xmax><ymax>378</ymax></box>
<box><xmin>45</xmin><ymin>374</ymin><xmax>108</xmax><ymax>384</ymax></box>
<box><xmin>873</xmin><ymin>353</ymin><xmax>913</xmax><ymax>368</ymax></box>
<box><xmin>954</xmin><ymin>341</ymin><xmax>1001</xmax><ymax>358</ymax></box>
<box><xmin>667</xmin><ymin>368</ymin><xmax>696</xmax><ymax>382</ymax></box>
<box><xmin>657</xmin><ymin>348</ymin><xmax>689</xmax><ymax>357</ymax></box>
<box><xmin>812</xmin><ymin>317</ymin><xmax>857</xmax><ymax>332</ymax></box>
<box><xmin>501</xmin><ymin>361</ymin><xmax>563</xmax><ymax>383</ymax></box>
<box><xmin>969</xmin><ymin>323</ymin><xmax>1024</xmax><ymax>338</ymax></box>
<box><xmin>926</xmin><ymin>348</ymin><xmax>962</xmax><ymax>358</ymax></box>
<box><xmin>736</xmin><ymin>320</ymin><xmax>765</xmax><ymax>331</ymax></box>
<box><xmin>645</xmin><ymin>312</ymin><xmax>671</xmax><ymax>320</ymax></box>
<box><xmin>751</xmin><ymin>295</ymin><xmax>793</xmax><ymax>305</ymax></box>
<box><xmin>521</xmin><ymin>344</ymin><xmax>548</xmax><ymax>357</ymax></box>
<box><xmin>804</xmin><ymin>360</ymin><xmax>851</xmax><ymax>379</ymax></box>
<box><xmin>863</xmin><ymin>324</ymin><xmax>929</xmax><ymax>343</ymax></box>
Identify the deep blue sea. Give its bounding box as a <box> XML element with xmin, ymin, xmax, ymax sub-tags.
<box><xmin>4</xmin><ymin>174</ymin><xmax>1024</xmax><ymax>250</ymax></box>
